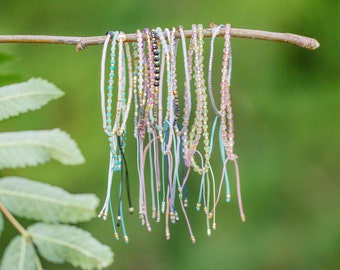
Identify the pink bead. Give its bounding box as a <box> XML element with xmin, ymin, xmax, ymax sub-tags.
<box><xmin>220</xmin><ymin>82</ymin><xmax>228</xmax><ymax>88</ymax></box>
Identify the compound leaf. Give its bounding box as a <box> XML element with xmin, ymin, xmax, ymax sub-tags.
<box><xmin>0</xmin><ymin>78</ymin><xmax>64</xmax><ymax>121</ymax></box>
<box><xmin>0</xmin><ymin>177</ymin><xmax>99</xmax><ymax>223</ymax></box>
<box><xmin>0</xmin><ymin>236</ymin><xmax>36</xmax><ymax>270</ymax></box>
<box><xmin>0</xmin><ymin>129</ymin><xmax>85</xmax><ymax>169</ymax></box>
<box><xmin>28</xmin><ymin>223</ymin><xmax>113</xmax><ymax>270</ymax></box>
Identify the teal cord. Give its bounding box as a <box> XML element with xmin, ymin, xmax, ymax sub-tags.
<box><xmin>109</xmin><ymin>197</ymin><xmax>119</xmax><ymax>240</ymax></box>
<box><xmin>209</xmin><ymin>115</ymin><xmax>219</xmax><ymax>155</ymax></box>
<box><xmin>219</xmin><ymin>121</ymin><xmax>231</xmax><ymax>202</ymax></box>
<box><xmin>196</xmin><ymin>171</ymin><xmax>205</xmax><ymax>211</ymax></box>
<box><xmin>205</xmin><ymin>171</ymin><xmax>211</xmax><ymax>236</ymax></box>
<box><xmin>118</xmin><ymin>179</ymin><xmax>129</xmax><ymax>243</ymax></box>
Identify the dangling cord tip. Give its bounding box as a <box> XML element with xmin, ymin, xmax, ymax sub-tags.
<box><xmin>124</xmin><ymin>235</ymin><xmax>129</xmax><ymax>244</ymax></box>
<box><xmin>118</xmin><ymin>136</ymin><xmax>134</xmax><ymax>214</ymax></box>
<box><xmin>191</xmin><ymin>236</ymin><xmax>196</xmax><ymax>244</ymax></box>
<box><xmin>231</xmin><ymin>154</ymin><xmax>246</xmax><ymax>222</ymax></box>
<box><xmin>98</xmin><ymin>211</ymin><xmax>108</xmax><ymax>220</ymax></box>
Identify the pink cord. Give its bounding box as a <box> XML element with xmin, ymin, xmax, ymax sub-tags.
<box><xmin>232</xmin><ymin>156</ymin><xmax>246</xmax><ymax>222</ymax></box>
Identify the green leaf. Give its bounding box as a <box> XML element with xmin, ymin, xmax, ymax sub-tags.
<box><xmin>28</xmin><ymin>223</ymin><xmax>114</xmax><ymax>270</ymax></box>
<box><xmin>0</xmin><ymin>212</ymin><xmax>3</xmax><ymax>238</ymax></box>
<box><xmin>0</xmin><ymin>78</ymin><xmax>64</xmax><ymax>121</ymax></box>
<box><xmin>0</xmin><ymin>236</ymin><xmax>37</xmax><ymax>270</ymax></box>
<box><xmin>0</xmin><ymin>177</ymin><xmax>99</xmax><ymax>223</ymax></box>
<box><xmin>0</xmin><ymin>128</ymin><xmax>85</xmax><ymax>169</ymax></box>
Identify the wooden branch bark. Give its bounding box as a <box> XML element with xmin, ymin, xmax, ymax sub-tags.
<box><xmin>0</xmin><ymin>26</ymin><xmax>319</xmax><ymax>51</ymax></box>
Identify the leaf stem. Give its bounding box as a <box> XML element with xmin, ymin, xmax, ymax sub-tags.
<box><xmin>34</xmin><ymin>252</ymin><xmax>44</xmax><ymax>270</ymax></box>
<box><xmin>0</xmin><ymin>202</ymin><xmax>31</xmax><ymax>240</ymax></box>
<box><xmin>0</xmin><ymin>202</ymin><xmax>44</xmax><ymax>268</ymax></box>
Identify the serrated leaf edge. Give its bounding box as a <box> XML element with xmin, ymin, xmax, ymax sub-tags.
<box><xmin>30</xmin><ymin>233</ymin><xmax>102</xmax><ymax>266</ymax></box>
<box><xmin>0</xmin><ymin>135</ymin><xmax>82</xmax><ymax>164</ymax></box>
<box><xmin>0</xmin><ymin>189</ymin><xmax>94</xmax><ymax>213</ymax></box>
<box><xmin>0</xmin><ymin>78</ymin><xmax>64</xmax><ymax>121</ymax></box>
<box><xmin>0</xmin><ymin>90</ymin><xmax>62</xmax><ymax>103</ymax></box>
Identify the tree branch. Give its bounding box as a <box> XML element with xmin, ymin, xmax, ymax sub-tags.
<box><xmin>0</xmin><ymin>26</ymin><xmax>319</xmax><ymax>51</ymax></box>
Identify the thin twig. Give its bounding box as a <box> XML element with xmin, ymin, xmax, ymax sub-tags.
<box><xmin>0</xmin><ymin>26</ymin><xmax>319</xmax><ymax>51</ymax></box>
<box><xmin>0</xmin><ymin>201</ymin><xmax>31</xmax><ymax>240</ymax></box>
<box><xmin>0</xmin><ymin>202</ymin><xmax>44</xmax><ymax>268</ymax></box>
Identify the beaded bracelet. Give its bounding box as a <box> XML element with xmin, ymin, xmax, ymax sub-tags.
<box><xmin>113</xmin><ymin>32</ymin><xmax>126</xmax><ymax>135</ymax></box>
<box><xmin>188</xmin><ymin>24</ymin><xmax>210</xmax><ymax>174</ymax></box>
<box><xmin>132</xmin><ymin>42</ymin><xmax>139</xmax><ymax>138</ymax></box>
<box><xmin>147</xmin><ymin>29</ymin><xmax>162</xmax><ymax>222</ymax></box>
<box><xmin>177</xmin><ymin>26</ymin><xmax>196</xmax><ymax>243</ymax></box>
<box><xmin>163</xmin><ymin>27</ymin><xmax>176</xmax><ymax>239</ymax></box>
<box><xmin>136</xmin><ymin>29</ymin><xmax>146</xmax><ymax>139</ymax></box>
<box><xmin>214</xmin><ymin>24</ymin><xmax>246</xmax><ymax>222</ymax></box>
<box><xmin>205</xmin><ymin>24</ymin><xmax>232</xmax><ymax>231</ymax></box>
<box><xmin>207</xmin><ymin>23</ymin><xmax>221</xmax><ymax>115</ymax></box>
<box><xmin>182</xmin><ymin>25</ymin><xmax>196</xmax><ymax>168</ymax></box>
<box><xmin>143</xmin><ymin>28</ymin><xmax>155</xmax><ymax>130</ymax></box>
<box><xmin>155</xmin><ymin>27</ymin><xmax>170</xmax><ymax>144</ymax></box>
<box><xmin>98</xmin><ymin>31</ymin><xmax>128</xmax><ymax>241</ymax></box>
<box><xmin>117</xmin><ymin>40</ymin><xmax>133</xmax><ymax>136</ymax></box>
<box><xmin>98</xmin><ymin>31</ymin><xmax>116</xmax><ymax>221</ymax></box>
<box><xmin>151</xmin><ymin>29</ymin><xmax>161</xmax><ymax>129</ymax></box>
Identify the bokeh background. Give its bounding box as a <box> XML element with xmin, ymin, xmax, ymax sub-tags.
<box><xmin>0</xmin><ymin>0</ymin><xmax>339</xmax><ymax>269</ymax></box>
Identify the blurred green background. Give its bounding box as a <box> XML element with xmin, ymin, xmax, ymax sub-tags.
<box><xmin>0</xmin><ymin>0</ymin><xmax>339</xmax><ymax>269</ymax></box>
